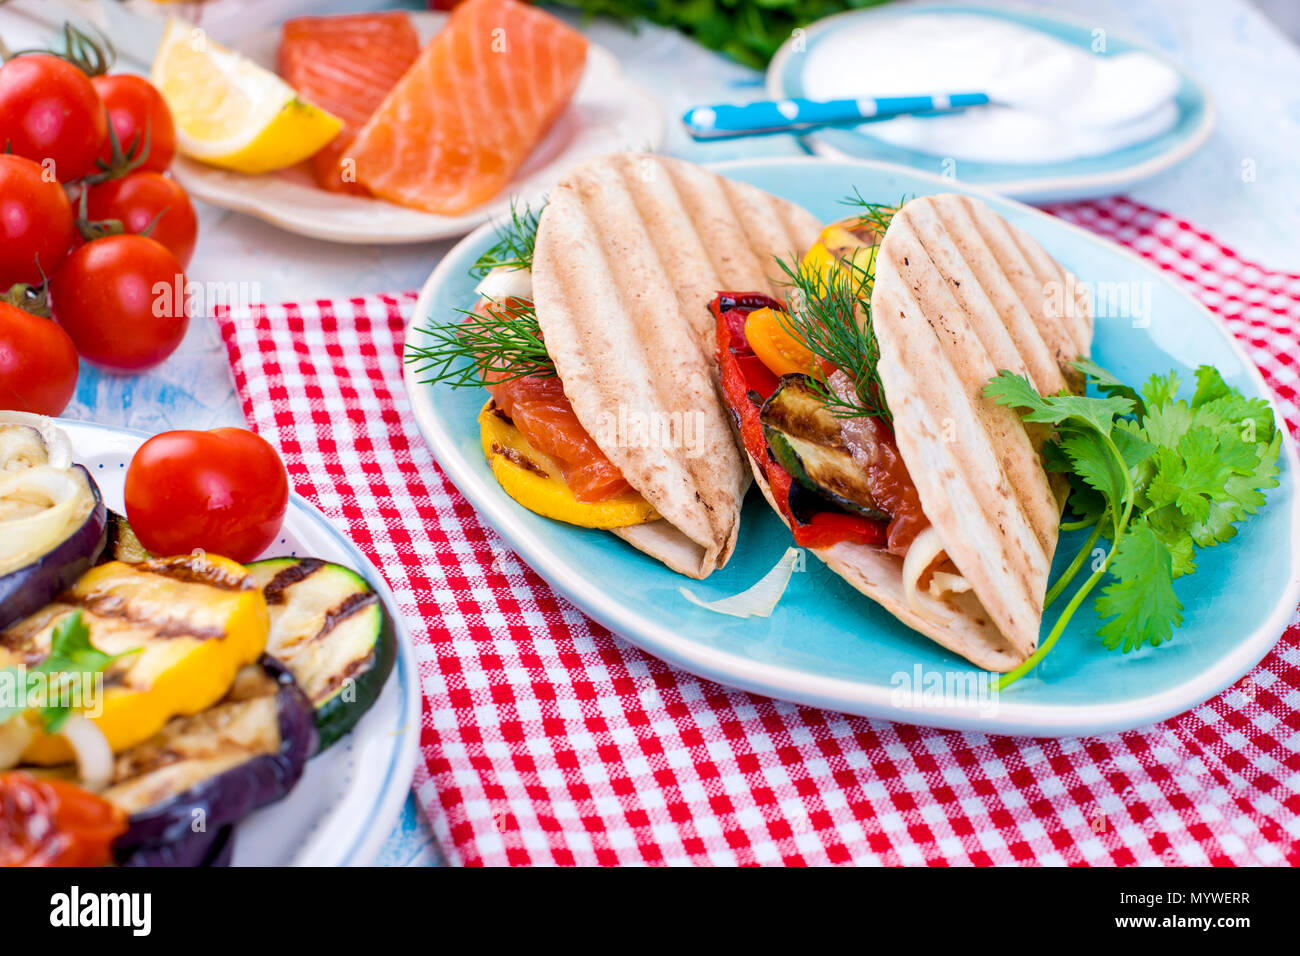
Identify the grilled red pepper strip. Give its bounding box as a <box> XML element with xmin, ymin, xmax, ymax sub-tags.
<box><xmin>711</xmin><ymin>292</ymin><xmax>887</xmax><ymax>550</ymax></box>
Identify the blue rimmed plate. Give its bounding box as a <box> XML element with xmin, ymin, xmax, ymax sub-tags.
<box><xmin>403</xmin><ymin>156</ymin><xmax>1298</xmax><ymax>737</ymax></box>
<box><xmin>57</xmin><ymin>419</ymin><xmax>421</xmax><ymax>866</ymax></box>
<box><xmin>767</xmin><ymin>4</ymin><xmax>1216</xmax><ymax>202</ymax></box>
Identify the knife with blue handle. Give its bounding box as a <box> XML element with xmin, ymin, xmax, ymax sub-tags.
<box><xmin>681</xmin><ymin>93</ymin><xmax>991</xmax><ymax>140</ymax></box>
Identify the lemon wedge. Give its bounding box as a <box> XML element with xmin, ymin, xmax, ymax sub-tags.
<box><xmin>150</xmin><ymin>19</ymin><xmax>342</xmax><ymax>174</ymax></box>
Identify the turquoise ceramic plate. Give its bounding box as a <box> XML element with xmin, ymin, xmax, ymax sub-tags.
<box><xmin>403</xmin><ymin>157</ymin><xmax>1298</xmax><ymax>737</ymax></box>
<box><xmin>767</xmin><ymin>4</ymin><xmax>1216</xmax><ymax>202</ymax></box>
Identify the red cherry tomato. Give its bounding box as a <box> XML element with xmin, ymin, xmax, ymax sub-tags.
<box><xmin>125</xmin><ymin>428</ymin><xmax>290</xmax><ymax>562</ymax></box>
<box><xmin>0</xmin><ymin>55</ymin><xmax>106</xmax><ymax>182</ymax></box>
<box><xmin>91</xmin><ymin>73</ymin><xmax>176</xmax><ymax>173</ymax></box>
<box><xmin>0</xmin><ymin>772</ymin><xmax>127</xmax><ymax>868</ymax></box>
<box><xmin>86</xmin><ymin>171</ymin><xmax>197</xmax><ymax>268</ymax></box>
<box><xmin>49</xmin><ymin>234</ymin><xmax>188</xmax><ymax>372</ymax></box>
<box><xmin>0</xmin><ymin>302</ymin><xmax>79</xmax><ymax>416</ymax></box>
<box><xmin>0</xmin><ymin>154</ymin><xmax>76</xmax><ymax>289</ymax></box>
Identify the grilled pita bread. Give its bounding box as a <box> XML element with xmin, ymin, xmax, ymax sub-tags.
<box><xmin>532</xmin><ymin>153</ymin><xmax>823</xmax><ymax>578</ymax></box>
<box><xmin>738</xmin><ymin>193</ymin><xmax>1092</xmax><ymax>670</ymax></box>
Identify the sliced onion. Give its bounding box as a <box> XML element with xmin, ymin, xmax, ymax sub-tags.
<box><xmin>679</xmin><ymin>547</ymin><xmax>802</xmax><ymax>618</ymax></box>
<box><xmin>927</xmin><ymin>570</ymin><xmax>973</xmax><ymax>600</ymax></box>
<box><xmin>61</xmin><ymin>714</ymin><xmax>114</xmax><ymax>792</ymax></box>
<box><xmin>0</xmin><ymin>466</ymin><xmax>89</xmax><ymax>573</ymax></box>
<box><xmin>0</xmin><ymin>718</ymin><xmax>33</xmax><ymax>771</ymax></box>
<box><xmin>902</xmin><ymin>526</ymin><xmax>948</xmax><ymax>614</ymax></box>
<box><xmin>0</xmin><ymin>412</ymin><xmax>71</xmax><ymax>470</ymax></box>
<box><xmin>0</xmin><ymin>426</ymin><xmax>48</xmax><ymax>473</ymax></box>
<box><xmin>475</xmin><ymin>266</ymin><xmax>533</xmax><ymax>302</ymax></box>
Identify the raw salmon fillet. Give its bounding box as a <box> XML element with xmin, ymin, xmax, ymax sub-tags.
<box><xmin>278</xmin><ymin>11</ymin><xmax>420</xmax><ymax>194</ymax></box>
<box><xmin>346</xmin><ymin>0</ymin><xmax>589</xmax><ymax>215</ymax></box>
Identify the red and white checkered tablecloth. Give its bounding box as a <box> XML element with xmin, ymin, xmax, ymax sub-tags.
<box><xmin>216</xmin><ymin>197</ymin><xmax>1300</xmax><ymax>866</ymax></box>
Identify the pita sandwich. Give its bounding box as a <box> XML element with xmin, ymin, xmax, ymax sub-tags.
<box><xmin>412</xmin><ymin>153</ymin><xmax>822</xmax><ymax>579</ymax></box>
<box><xmin>716</xmin><ymin>192</ymin><xmax>1092</xmax><ymax>669</ymax></box>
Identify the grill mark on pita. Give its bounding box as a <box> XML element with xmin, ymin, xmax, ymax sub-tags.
<box><xmin>539</xmin><ymin>167</ymin><xmax>718</xmax><ymax>559</ymax></box>
<box><xmin>896</xmin><ymin>210</ymin><xmax>1066</xmax><ymax>558</ymax></box>
<box><xmin>624</xmin><ymin>161</ymin><xmax>748</xmax><ymax>554</ymax></box>
<box><xmin>968</xmin><ymin>198</ymin><xmax>1090</xmax><ymax>386</ymax></box>
<box><xmin>925</xmin><ymin>198</ymin><xmax>1067</xmax><ymax>397</ymax></box>
<box><xmin>533</xmin><ymin>155</ymin><xmax>820</xmax><ymax>577</ymax></box>
<box><xmin>875</xmin><ymin>259</ymin><xmax>1047</xmax><ymax>625</ymax></box>
<box><xmin>959</xmin><ymin>201</ymin><xmax>1077</xmax><ymax>390</ymax></box>
<box><xmin>887</xmin><ymin>222</ymin><xmax>1059</xmax><ymax>560</ymax></box>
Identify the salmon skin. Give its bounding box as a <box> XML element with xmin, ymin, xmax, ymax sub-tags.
<box><xmin>346</xmin><ymin>0</ymin><xmax>589</xmax><ymax>216</ymax></box>
<box><xmin>278</xmin><ymin>11</ymin><xmax>420</xmax><ymax>194</ymax></box>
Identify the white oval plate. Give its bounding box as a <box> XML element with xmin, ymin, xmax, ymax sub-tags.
<box><xmin>58</xmin><ymin>419</ymin><xmax>421</xmax><ymax>866</ymax></box>
<box><xmin>171</xmin><ymin>12</ymin><xmax>664</xmax><ymax>244</ymax></box>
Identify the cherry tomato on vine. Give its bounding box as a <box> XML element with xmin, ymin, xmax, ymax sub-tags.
<box><xmin>49</xmin><ymin>234</ymin><xmax>188</xmax><ymax>372</ymax></box>
<box><xmin>125</xmin><ymin>428</ymin><xmax>290</xmax><ymax>562</ymax></box>
<box><xmin>86</xmin><ymin>171</ymin><xmax>197</xmax><ymax>268</ymax></box>
<box><xmin>0</xmin><ymin>155</ymin><xmax>76</xmax><ymax>289</ymax></box>
<box><xmin>0</xmin><ymin>55</ymin><xmax>106</xmax><ymax>182</ymax></box>
<box><xmin>0</xmin><ymin>302</ymin><xmax>80</xmax><ymax>416</ymax></box>
<box><xmin>91</xmin><ymin>73</ymin><xmax>176</xmax><ymax>173</ymax></box>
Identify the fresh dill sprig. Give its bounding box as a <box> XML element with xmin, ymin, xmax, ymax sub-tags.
<box><xmin>774</xmin><ymin>254</ymin><xmax>891</xmax><ymax>423</ymax></box>
<box><xmin>470</xmin><ymin>199</ymin><xmax>544</xmax><ymax>278</ymax></box>
<box><xmin>839</xmin><ymin>189</ymin><xmax>906</xmax><ymax>239</ymax></box>
<box><xmin>406</xmin><ymin>298</ymin><xmax>555</xmax><ymax>388</ymax></box>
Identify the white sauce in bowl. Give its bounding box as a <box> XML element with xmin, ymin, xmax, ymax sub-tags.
<box><xmin>801</xmin><ymin>14</ymin><xmax>1182</xmax><ymax>164</ymax></box>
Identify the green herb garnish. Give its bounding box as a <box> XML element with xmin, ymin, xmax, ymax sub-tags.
<box><xmin>0</xmin><ymin>611</ymin><xmax>134</xmax><ymax>733</ymax></box>
<box><xmin>407</xmin><ymin>297</ymin><xmax>554</xmax><ymax>389</ymax></box>
<box><xmin>470</xmin><ymin>200</ymin><xmax>543</xmax><ymax>278</ymax></box>
<box><xmin>775</xmin><ymin>255</ymin><xmax>891</xmax><ymax>422</ymax></box>
<box><xmin>986</xmin><ymin>362</ymin><xmax>1281</xmax><ymax>687</ymax></box>
<box><xmin>407</xmin><ymin>200</ymin><xmax>554</xmax><ymax>388</ymax></box>
<box><xmin>840</xmin><ymin>189</ymin><xmax>903</xmax><ymax>240</ymax></box>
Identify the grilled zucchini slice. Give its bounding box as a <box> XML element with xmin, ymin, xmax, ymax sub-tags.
<box><xmin>244</xmin><ymin>558</ymin><xmax>396</xmax><ymax>751</ymax></box>
<box><xmin>760</xmin><ymin>374</ymin><xmax>889</xmax><ymax>522</ymax></box>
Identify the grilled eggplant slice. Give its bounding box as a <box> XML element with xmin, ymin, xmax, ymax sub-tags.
<box><xmin>245</xmin><ymin>557</ymin><xmax>396</xmax><ymax>751</ymax></box>
<box><xmin>760</xmin><ymin>374</ymin><xmax>889</xmax><ymax>521</ymax></box>
<box><xmin>0</xmin><ymin>459</ymin><xmax>107</xmax><ymax>631</ymax></box>
<box><xmin>120</xmin><ymin>825</ymin><xmax>236</xmax><ymax>867</ymax></box>
<box><xmin>110</xmin><ymin>657</ymin><xmax>316</xmax><ymax>865</ymax></box>
<box><xmin>1</xmin><ymin>554</ymin><xmax>269</xmax><ymax>765</ymax></box>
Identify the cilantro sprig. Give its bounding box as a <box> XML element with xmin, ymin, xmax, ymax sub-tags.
<box><xmin>985</xmin><ymin>361</ymin><xmax>1281</xmax><ymax>687</ymax></box>
<box><xmin>0</xmin><ymin>612</ymin><xmax>134</xmax><ymax>733</ymax></box>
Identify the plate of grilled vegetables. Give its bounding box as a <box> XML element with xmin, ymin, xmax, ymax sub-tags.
<box><xmin>0</xmin><ymin>415</ymin><xmax>419</xmax><ymax>867</ymax></box>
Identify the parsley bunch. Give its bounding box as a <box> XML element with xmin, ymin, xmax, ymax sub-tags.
<box><xmin>985</xmin><ymin>360</ymin><xmax>1282</xmax><ymax>688</ymax></box>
